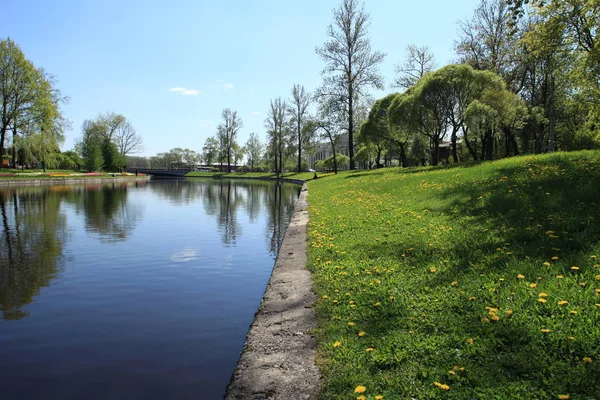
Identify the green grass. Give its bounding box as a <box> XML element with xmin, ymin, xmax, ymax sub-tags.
<box><xmin>306</xmin><ymin>151</ymin><xmax>600</xmax><ymax>399</ymax></box>
<box><xmin>184</xmin><ymin>170</ymin><xmax>324</xmax><ymax>181</ymax></box>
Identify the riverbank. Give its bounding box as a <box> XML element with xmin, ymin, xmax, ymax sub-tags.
<box><xmin>0</xmin><ymin>175</ymin><xmax>150</xmax><ymax>187</ymax></box>
<box><xmin>306</xmin><ymin>150</ymin><xmax>600</xmax><ymax>399</ymax></box>
<box><xmin>226</xmin><ymin>183</ymin><xmax>321</xmax><ymax>399</ymax></box>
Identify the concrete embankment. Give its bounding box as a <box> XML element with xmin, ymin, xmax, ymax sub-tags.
<box><xmin>225</xmin><ymin>184</ymin><xmax>320</xmax><ymax>400</ymax></box>
<box><xmin>0</xmin><ymin>176</ymin><xmax>151</xmax><ymax>187</ymax></box>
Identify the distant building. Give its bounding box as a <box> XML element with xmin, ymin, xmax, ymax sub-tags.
<box><xmin>307</xmin><ymin>133</ymin><xmax>350</xmax><ymax>170</ymax></box>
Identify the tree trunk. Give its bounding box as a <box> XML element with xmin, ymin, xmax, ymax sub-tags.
<box><xmin>547</xmin><ymin>75</ymin><xmax>556</xmax><ymax>153</ymax></box>
<box><xmin>227</xmin><ymin>143</ymin><xmax>232</xmax><ymax>172</ymax></box>
<box><xmin>11</xmin><ymin>116</ymin><xmax>17</xmax><ymax>167</ymax></box>
<box><xmin>297</xmin><ymin>120</ymin><xmax>302</xmax><ymax>172</ymax></box>
<box><xmin>462</xmin><ymin>125</ymin><xmax>478</xmax><ymax>161</ymax></box>
<box><xmin>451</xmin><ymin>127</ymin><xmax>458</xmax><ymax>163</ymax></box>
<box><xmin>399</xmin><ymin>143</ymin><xmax>407</xmax><ymax>167</ymax></box>
<box><xmin>0</xmin><ymin>125</ymin><xmax>6</xmax><ymax>167</ymax></box>
<box><xmin>431</xmin><ymin>137</ymin><xmax>440</xmax><ymax>166</ymax></box>
<box><xmin>348</xmin><ymin>86</ymin><xmax>355</xmax><ymax>170</ymax></box>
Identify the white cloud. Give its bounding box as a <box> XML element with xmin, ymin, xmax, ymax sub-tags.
<box><xmin>170</xmin><ymin>87</ymin><xmax>201</xmax><ymax>96</ymax></box>
<box><xmin>216</xmin><ymin>79</ymin><xmax>234</xmax><ymax>91</ymax></box>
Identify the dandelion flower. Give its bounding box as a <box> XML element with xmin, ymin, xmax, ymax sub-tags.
<box><xmin>552</xmin><ymin>256</ymin><xmax>559</xmax><ymax>261</ymax></box>
<box><xmin>596</xmin><ymin>275</ymin><xmax>600</xmax><ymax>280</ymax></box>
<box><xmin>530</xmin><ymin>283</ymin><xmax>538</xmax><ymax>288</ymax></box>
<box><xmin>556</xmin><ymin>275</ymin><xmax>564</xmax><ymax>279</ymax></box>
<box><xmin>481</xmin><ymin>317</ymin><xmax>490</xmax><ymax>323</ymax></box>
<box><xmin>357</xmin><ymin>396</ymin><xmax>366</xmax><ymax>400</ymax></box>
<box><xmin>348</xmin><ymin>322</ymin><xmax>355</xmax><ymax>327</ymax></box>
<box><xmin>430</xmin><ymin>267</ymin><xmax>437</xmax><ymax>273</ymax></box>
<box><xmin>358</xmin><ymin>331</ymin><xmax>365</xmax><ymax>337</ymax></box>
<box><xmin>322</xmin><ymin>295</ymin><xmax>329</xmax><ymax>299</ymax></box>
<box><xmin>571</xmin><ymin>266</ymin><xmax>580</xmax><ymax>271</ymax></box>
<box><xmin>570</xmin><ymin>310</ymin><xmax>577</xmax><ymax>315</ymax></box>
<box><xmin>558</xmin><ymin>395</ymin><xmax>570</xmax><ymax>399</ymax></box>
<box><xmin>451</xmin><ymin>281</ymin><xmax>458</xmax><ymax>287</ymax></box>
<box><xmin>541</xmin><ymin>329</ymin><xmax>551</xmax><ymax>333</ymax></box>
<box><xmin>466</xmin><ymin>338</ymin><xmax>474</xmax><ymax>344</ymax></box>
<box><xmin>579</xmin><ymin>282</ymin><xmax>586</xmax><ymax>287</ymax></box>
<box><xmin>583</xmin><ymin>357</ymin><xmax>593</xmax><ymax>363</ymax></box>
<box><xmin>543</xmin><ymin>262</ymin><xmax>551</xmax><ymax>266</ymax></box>
<box><xmin>333</xmin><ymin>341</ymin><xmax>341</xmax><ymax>348</ymax></box>
<box><xmin>374</xmin><ymin>302</ymin><xmax>381</xmax><ymax>307</ymax></box>
<box><xmin>365</xmin><ymin>348</ymin><xmax>374</xmax><ymax>352</ymax></box>
<box><xmin>558</xmin><ymin>300</ymin><xmax>568</xmax><ymax>306</ymax></box>
<box><xmin>539</xmin><ymin>292</ymin><xmax>548</xmax><ymax>297</ymax></box>
<box><xmin>505</xmin><ymin>310</ymin><xmax>513</xmax><ymax>316</ymax></box>
<box><xmin>538</xmin><ymin>298</ymin><xmax>547</xmax><ymax>303</ymax></box>
<box><xmin>354</xmin><ymin>385</ymin><xmax>366</xmax><ymax>394</ymax></box>
<box><xmin>375</xmin><ymin>396</ymin><xmax>384</xmax><ymax>400</ymax></box>
<box><xmin>448</xmin><ymin>370</ymin><xmax>456</xmax><ymax>375</ymax></box>
<box><xmin>518</xmin><ymin>274</ymin><xmax>525</xmax><ymax>279</ymax></box>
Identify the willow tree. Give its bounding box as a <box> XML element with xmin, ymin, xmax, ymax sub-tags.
<box><xmin>316</xmin><ymin>0</ymin><xmax>385</xmax><ymax>170</ymax></box>
<box><xmin>1</xmin><ymin>38</ymin><xmax>66</xmax><ymax>167</ymax></box>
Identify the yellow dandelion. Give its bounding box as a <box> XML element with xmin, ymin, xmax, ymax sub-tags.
<box><xmin>322</xmin><ymin>295</ymin><xmax>328</xmax><ymax>299</ymax></box>
<box><xmin>333</xmin><ymin>341</ymin><xmax>341</xmax><ymax>348</ymax></box>
<box><xmin>448</xmin><ymin>370</ymin><xmax>456</xmax><ymax>375</ymax></box>
<box><xmin>439</xmin><ymin>384</ymin><xmax>450</xmax><ymax>391</ymax></box>
<box><xmin>558</xmin><ymin>395</ymin><xmax>570</xmax><ymax>399</ymax></box>
<box><xmin>595</xmin><ymin>304</ymin><xmax>600</xmax><ymax>307</ymax></box>
<box><xmin>468</xmin><ymin>296</ymin><xmax>476</xmax><ymax>301</ymax></box>
<box><xmin>579</xmin><ymin>282</ymin><xmax>586</xmax><ymax>287</ymax></box>
<box><xmin>568</xmin><ymin>336</ymin><xmax>575</xmax><ymax>341</ymax></box>
<box><xmin>530</xmin><ymin>283</ymin><xmax>538</xmax><ymax>288</ymax></box>
<box><xmin>596</xmin><ymin>275</ymin><xmax>600</xmax><ymax>280</ymax></box>
<box><xmin>539</xmin><ymin>292</ymin><xmax>548</xmax><ymax>297</ymax></box>
<box><xmin>348</xmin><ymin>322</ymin><xmax>355</xmax><ymax>327</ymax></box>
<box><xmin>358</xmin><ymin>331</ymin><xmax>365</xmax><ymax>337</ymax></box>
<box><xmin>375</xmin><ymin>396</ymin><xmax>384</xmax><ymax>400</ymax></box>
<box><xmin>481</xmin><ymin>317</ymin><xmax>490</xmax><ymax>323</ymax></box>
<box><xmin>558</xmin><ymin>300</ymin><xmax>568</xmax><ymax>306</ymax></box>
<box><xmin>374</xmin><ymin>302</ymin><xmax>381</xmax><ymax>307</ymax></box>
<box><xmin>365</xmin><ymin>348</ymin><xmax>374</xmax><ymax>352</ymax></box>
<box><xmin>490</xmin><ymin>313</ymin><xmax>500</xmax><ymax>321</ymax></box>
<box><xmin>571</xmin><ymin>266</ymin><xmax>580</xmax><ymax>271</ymax></box>
<box><xmin>543</xmin><ymin>262</ymin><xmax>551</xmax><ymax>266</ymax></box>
<box><xmin>357</xmin><ymin>396</ymin><xmax>366</xmax><ymax>400</ymax></box>
<box><xmin>434</xmin><ymin>382</ymin><xmax>442</xmax><ymax>387</ymax></box>
<box><xmin>538</xmin><ymin>298</ymin><xmax>547</xmax><ymax>303</ymax></box>
<box><xmin>518</xmin><ymin>274</ymin><xmax>525</xmax><ymax>279</ymax></box>
<box><xmin>570</xmin><ymin>310</ymin><xmax>577</xmax><ymax>315</ymax></box>
<box><xmin>505</xmin><ymin>310</ymin><xmax>513</xmax><ymax>316</ymax></box>
<box><xmin>430</xmin><ymin>267</ymin><xmax>437</xmax><ymax>273</ymax></box>
<box><xmin>541</xmin><ymin>329</ymin><xmax>551</xmax><ymax>333</ymax></box>
<box><xmin>583</xmin><ymin>357</ymin><xmax>593</xmax><ymax>363</ymax></box>
<box><xmin>556</xmin><ymin>275</ymin><xmax>564</xmax><ymax>279</ymax></box>
<box><xmin>467</xmin><ymin>338</ymin><xmax>474</xmax><ymax>344</ymax></box>
<box><xmin>354</xmin><ymin>385</ymin><xmax>366</xmax><ymax>394</ymax></box>
<box><xmin>451</xmin><ymin>281</ymin><xmax>458</xmax><ymax>287</ymax></box>
<box><xmin>551</xmin><ymin>256</ymin><xmax>559</xmax><ymax>261</ymax></box>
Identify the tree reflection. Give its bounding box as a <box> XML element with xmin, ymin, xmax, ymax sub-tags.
<box><xmin>68</xmin><ymin>182</ymin><xmax>144</xmax><ymax>242</ymax></box>
<box><xmin>265</xmin><ymin>182</ymin><xmax>300</xmax><ymax>256</ymax></box>
<box><xmin>0</xmin><ymin>188</ymin><xmax>67</xmax><ymax>320</ymax></box>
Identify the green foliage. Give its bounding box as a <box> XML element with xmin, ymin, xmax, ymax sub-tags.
<box><xmin>101</xmin><ymin>136</ymin><xmax>123</xmax><ymax>172</ymax></box>
<box><xmin>307</xmin><ymin>150</ymin><xmax>600</xmax><ymax>399</ymax></box>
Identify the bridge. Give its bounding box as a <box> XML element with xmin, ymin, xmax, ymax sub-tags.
<box><xmin>126</xmin><ymin>168</ymin><xmax>191</xmax><ymax>177</ymax></box>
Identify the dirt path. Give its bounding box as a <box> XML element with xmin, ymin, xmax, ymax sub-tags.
<box><xmin>225</xmin><ymin>184</ymin><xmax>320</xmax><ymax>400</ymax></box>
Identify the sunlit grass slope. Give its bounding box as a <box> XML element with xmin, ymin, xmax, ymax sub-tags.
<box><xmin>306</xmin><ymin>151</ymin><xmax>600</xmax><ymax>399</ymax></box>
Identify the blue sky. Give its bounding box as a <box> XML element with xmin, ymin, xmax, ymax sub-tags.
<box><xmin>1</xmin><ymin>0</ymin><xmax>480</xmax><ymax>157</ymax></box>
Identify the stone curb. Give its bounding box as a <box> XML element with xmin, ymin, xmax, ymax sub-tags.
<box><xmin>225</xmin><ymin>183</ymin><xmax>320</xmax><ymax>400</ymax></box>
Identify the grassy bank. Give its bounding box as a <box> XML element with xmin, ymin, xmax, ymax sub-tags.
<box><xmin>306</xmin><ymin>151</ymin><xmax>600</xmax><ymax>399</ymax></box>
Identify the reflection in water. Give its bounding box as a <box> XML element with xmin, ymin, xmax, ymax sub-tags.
<box><xmin>0</xmin><ymin>182</ymin><xmax>146</xmax><ymax>320</ymax></box>
<box><xmin>0</xmin><ymin>188</ymin><xmax>67</xmax><ymax>320</ymax></box>
<box><xmin>150</xmin><ymin>179</ymin><xmax>300</xmax><ymax>253</ymax></box>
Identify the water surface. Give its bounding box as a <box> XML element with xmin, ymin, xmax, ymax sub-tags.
<box><xmin>0</xmin><ymin>179</ymin><xmax>300</xmax><ymax>399</ymax></box>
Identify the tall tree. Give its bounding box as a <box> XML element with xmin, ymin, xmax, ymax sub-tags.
<box><xmin>265</xmin><ymin>98</ymin><xmax>289</xmax><ymax>177</ymax></box>
<box><xmin>245</xmin><ymin>132</ymin><xmax>263</xmax><ymax>171</ymax></box>
<box><xmin>314</xmin><ymin>96</ymin><xmax>344</xmax><ymax>174</ymax></box>
<box><xmin>288</xmin><ymin>84</ymin><xmax>311</xmax><ymax>172</ymax></box>
<box><xmin>217</xmin><ymin>109</ymin><xmax>243</xmax><ymax>172</ymax></box>
<box><xmin>393</xmin><ymin>45</ymin><xmax>436</xmax><ymax>90</ymax></box>
<box><xmin>316</xmin><ymin>0</ymin><xmax>385</xmax><ymax>170</ymax></box>
<box><xmin>1</xmin><ymin>38</ymin><xmax>66</xmax><ymax>167</ymax></box>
